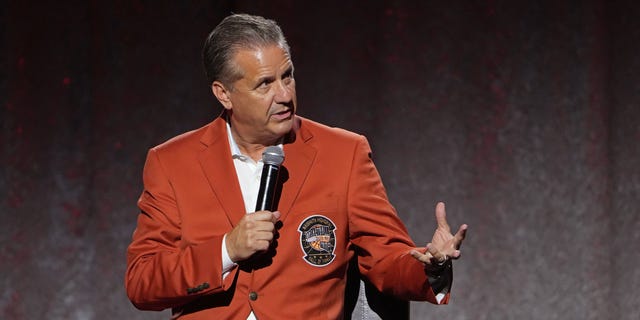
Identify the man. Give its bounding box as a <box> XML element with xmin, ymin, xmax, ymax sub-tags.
<box><xmin>125</xmin><ymin>13</ymin><xmax>467</xmax><ymax>319</ymax></box>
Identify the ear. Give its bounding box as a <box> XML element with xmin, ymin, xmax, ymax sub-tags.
<box><xmin>211</xmin><ymin>81</ymin><xmax>233</xmax><ymax>110</ymax></box>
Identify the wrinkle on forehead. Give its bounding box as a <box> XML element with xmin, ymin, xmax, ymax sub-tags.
<box><xmin>235</xmin><ymin>45</ymin><xmax>293</xmax><ymax>81</ymax></box>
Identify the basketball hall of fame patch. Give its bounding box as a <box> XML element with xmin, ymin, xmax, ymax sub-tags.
<box><xmin>298</xmin><ymin>215</ymin><xmax>336</xmax><ymax>266</ymax></box>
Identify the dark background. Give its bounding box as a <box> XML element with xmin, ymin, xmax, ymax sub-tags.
<box><xmin>1</xmin><ymin>1</ymin><xmax>639</xmax><ymax>319</ymax></box>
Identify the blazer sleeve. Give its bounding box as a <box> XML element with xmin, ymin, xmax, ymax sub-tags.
<box><xmin>346</xmin><ymin>136</ymin><xmax>450</xmax><ymax>304</ymax></box>
<box><xmin>125</xmin><ymin>148</ymin><xmax>237</xmax><ymax>311</ymax></box>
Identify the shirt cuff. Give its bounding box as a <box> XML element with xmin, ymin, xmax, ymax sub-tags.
<box><xmin>221</xmin><ymin>234</ymin><xmax>238</xmax><ymax>280</ymax></box>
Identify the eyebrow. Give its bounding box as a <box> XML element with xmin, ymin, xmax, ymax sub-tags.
<box><xmin>283</xmin><ymin>65</ymin><xmax>294</xmax><ymax>76</ymax></box>
<box><xmin>252</xmin><ymin>65</ymin><xmax>294</xmax><ymax>89</ymax></box>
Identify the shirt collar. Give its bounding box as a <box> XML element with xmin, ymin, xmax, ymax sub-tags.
<box><xmin>226</xmin><ymin>121</ymin><xmax>248</xmax><ymax>161</ymax></box>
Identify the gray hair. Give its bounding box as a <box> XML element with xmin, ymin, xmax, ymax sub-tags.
<box><xmin>202</xmin><ymin>14</ymin><xmax>291</xmax><ymax>88</ymax></box>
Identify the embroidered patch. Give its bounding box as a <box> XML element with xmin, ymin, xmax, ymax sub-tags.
<box><xmin>298</xmin><ymin>215</ymin><xmax>336</xmax><ymax>266</ymax></box>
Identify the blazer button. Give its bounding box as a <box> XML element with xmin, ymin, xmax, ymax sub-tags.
<box><xmin>249</xmin><ymin>291</ymin><xmax>258</xmax><ymax>301</ymax></box>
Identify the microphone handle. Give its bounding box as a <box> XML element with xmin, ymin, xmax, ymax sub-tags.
<box><xmin>255</xmin><ymin>163</ymin><xmax>280</xmax><ymax>212</ymax></box>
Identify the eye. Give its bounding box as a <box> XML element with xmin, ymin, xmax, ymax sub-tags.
<box><xmin>282</xmin><ymin>69</ymin><xmax>294</xmax><ymax>84</ymax></box>
<box><xmin>256</xmin><ymin>79</ymin><xmax>273</xmax><ymax>90</ymax></box>
<box><xmin>283</xmin><ymin>68</ymin><xmax>293</xmax><ymax>78</ymax></box>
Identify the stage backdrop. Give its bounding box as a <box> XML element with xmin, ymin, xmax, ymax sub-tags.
<box><xmin>1</xmin><ymin>1</ymin><xmax>638</xmax><ymax>319</ymax></box>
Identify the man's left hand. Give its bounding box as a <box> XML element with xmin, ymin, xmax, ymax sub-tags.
<box><xmin>410</xmin><ymin>202</ymin><xmax>468</xmax><ymax>267</ymax></box>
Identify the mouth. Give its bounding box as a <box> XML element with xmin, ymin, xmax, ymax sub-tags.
<box><xmin>271</xmin><ymin>109</ymin><xmax>293</xmax><ymax>121</ymax></box>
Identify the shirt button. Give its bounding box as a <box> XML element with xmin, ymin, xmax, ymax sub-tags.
<box><xmin>249</xmin><ymin>291</ymin><xmax>258</xmax><ymax>301</ymax></box>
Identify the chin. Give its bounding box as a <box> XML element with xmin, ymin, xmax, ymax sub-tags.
<box><xmin>279</xmin><ymin>120</ymin><xmax>294</xmax><ymax>134</ymax></box>
<box><xmin>271</xmin><ymin>119</ymin><xmax>294</xmax><ymax>137</ymax></box>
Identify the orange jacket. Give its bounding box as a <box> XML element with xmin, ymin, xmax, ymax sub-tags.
<box><xmin>125</xmin><ymin>115</ymin><xmax>447</xmax><ymax>319</ymax></box>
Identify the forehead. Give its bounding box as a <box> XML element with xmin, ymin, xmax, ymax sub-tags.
<box><xmin>232</xmin><ymin>45</ymin><xmax>293</xmax><ymax>76</ymax></box>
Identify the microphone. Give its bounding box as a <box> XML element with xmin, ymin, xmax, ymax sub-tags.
<box><xmin>255</xmin><ymin>146</ymin><xmax>285</xmax><ymax>212</ymax></box>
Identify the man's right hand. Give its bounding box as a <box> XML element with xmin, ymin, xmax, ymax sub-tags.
<box><xmin>225</xmin><ymin>210</ymin><xmax>281</xmax><ymax>262</ymax></box>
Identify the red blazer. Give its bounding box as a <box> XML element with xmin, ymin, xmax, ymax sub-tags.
<box><xmin>126</xmin><ymin>115</ymin><xmax>448</xmax><ymax>319</ymax></box>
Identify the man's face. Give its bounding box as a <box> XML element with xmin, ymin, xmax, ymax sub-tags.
<box><xmin>221</xmin><ymin>45</ymin><xmax>296</xmax><ymax>145</ymax></box>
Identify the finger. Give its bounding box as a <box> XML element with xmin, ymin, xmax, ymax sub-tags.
<box><xmin>252</xmin><ymin>230</ymin><xmax>276</xmax><ymax>242</ymax></box>
<box><xmin>426</xmin><ymin>243</ymin><xmax>447</xmax><ymax>263</ymax></box>
<box><xmin>239</xmin><ymin>216</ymin><xmax>276</xmax><ymax>234</ymax></box>
<box><xmin>435</xmin><ymin>202</ymin><xmax>451</xmax><ymax>232</ymax></box>
<box><xmin>249</xmin><ymin>211</ymin><xmax>278</xmax><ymax>222</ymax></box>
<box><xmin>251</xmin><ymin>238</ymin><xmax>273</xmax><ymax>252</ymax></box>
<box><xmin>410</xmin><ymin>249</ymin><xmax>432</xmax><ymax>264</ymax></box>
<box><xmin>271</xmin><ymin>210</ymin><xmax>281</xmax><ymax>222</ymax></box>
<box><xmin>249</xmin><ymin>220</ymin><xmax>276</xmax><ymax>232</ymax></box>
<box><xmin>256</xmin><ymin>211</ymin><xmax>280</xmax><ymax>223</ymax></box>
<box><xmin>453</xmin><ymin>224</ymin><xmax>468</xmax><ymax>249</ymax></box>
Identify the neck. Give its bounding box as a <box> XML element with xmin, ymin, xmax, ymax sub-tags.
<box><xmin>234</xmin><ymin>136</ymin><xmax>268</xmax><ymax>162</ymax></box>
<box><xmin>229</xmin><ymin>125</ymin><xmax>280</xmax><ymax>162</ymax></box>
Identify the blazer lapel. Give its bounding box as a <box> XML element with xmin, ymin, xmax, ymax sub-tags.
<box><xmin>277</xmin><ymin>118</ymin><xmax>316</xmax><ymax>222</ymax></box>
<box><xmin>198</xmin><ymin>117</ymin><xmax>247</xmax><ymax>227</ymax></box>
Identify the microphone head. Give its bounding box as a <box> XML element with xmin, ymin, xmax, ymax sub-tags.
<box><xmin>262</xmin><ymin>146</ymin><xmax>285</xmax><ymax>166</ymax></box>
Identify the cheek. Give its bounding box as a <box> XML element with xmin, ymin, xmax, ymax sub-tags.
<box><xmin>234</xmin><ymin>96</ymin><xmax>268</xmax><ymax>116</ymax></box>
